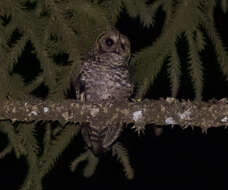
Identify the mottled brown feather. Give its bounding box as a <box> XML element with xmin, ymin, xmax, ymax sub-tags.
<box><xmin>74</xmin><ymin>29</ymin><xmax>132</xmax><ymax>155</ymax></box>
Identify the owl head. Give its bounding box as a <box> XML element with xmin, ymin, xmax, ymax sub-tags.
<box><xmin>94</xmin><ymin>29</ymin><xmax>131</xmax><ymax>64</ymax></box>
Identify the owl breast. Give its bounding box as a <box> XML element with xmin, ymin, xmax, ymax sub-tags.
<box><xmin>80</xmin><ymin>56</ymin><xmax>132</xmax><ymax>103</ymax></box>
<box><xmin>75</xmin><ymin>29</ymin><xmax>132</xmax><ymax>155</ymax></box>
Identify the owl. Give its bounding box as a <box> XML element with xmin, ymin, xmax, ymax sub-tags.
<box><xmin>73</xmin><ymin>29</ymin><xmax>132</xmax><ymax>155</ymax></box>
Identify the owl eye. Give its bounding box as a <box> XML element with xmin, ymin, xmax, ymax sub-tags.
<box><xmin>105</xmin><ymin>38</ymin><xmax>114</xmax><ymax>47</ymax></box>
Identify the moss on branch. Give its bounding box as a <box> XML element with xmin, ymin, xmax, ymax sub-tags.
<box><xmin>1</xmin><ymin>98</ymin><xmax>228</xmax><ymax>133</ymax></box>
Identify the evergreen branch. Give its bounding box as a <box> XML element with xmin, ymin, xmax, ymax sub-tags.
<box><xmin>146</xmin><ymin>0</ymin><xmax>167</xmax><ymax>27</ymax></box>
<box><xmin>71</xmin><ymin>149</ymin><xmax>99</xmax><ymax>178</ymax></box>
<box><xmin>122</xmin><ymin>0</ymin><xmax>141</xmax><ymax>18</ymax></box>
<box><xmin>8</xmin><ymin>33</ymin><xmax>28</xmax><ymax>71</ymax></box>
<box><xmin>132</xmin><ymin>32</ymin><xmax>171</xmax><ymax>98</ymax></box>
<box><xmin>195</xmin><ymin>28</ymin><xmax>206</xmax><ymax>52</ymax></box>
<box><xmin>39</xmin><ymin>123</ymin><xmax>80</xmax><ymax>177</ymax></box>
<box><xmin>70</xmin><ymin>150</ymin><xmax>90</xmax><ymax>172</ymax></box>
<box><xmin>168</xmin><ymin>43</ymin><xmax>181</xmax><ymax>97</ymax></box>
<box><xmin>0</xmin><ymin>144</ymin><xmax>12</xmax><ymax>159</ymax></box>
<box><xmin>7</xmin><ymin>1</ymin><xmax>58</xmax><ymax>97</ymax></box>
<box><xmin>123</xmin><ymin>0</ymin><xmax>162</xmax><ymax>27</ymax></box>
<box><xmin>25</xmin><ymin>74</ymin><xmax>44</xmax><ymax>94</ymax></box>
<box><xmin>35</xmin><ymin>0</ymin><xmax>47</xmax><ymax>16</ymax></box>
<box><xmin>100</xmin><ymin>0</ymin><xmax>123</xmax><ymax>24</ymax></box>
<box><xmin>14</xmin><ymin>14</ymin><xmax>54</xmax><ymax>93</ymax></box>
<box><xmin>83</xmin><ymin>150</ymin><xmax>99</xmax><ymax>178</ymax></box>
<box><xmin>8</xmin><ymin>74</ymin><xmax>27</xmax><ymax>99</ymax></box>
<box><xmin>30</xmin><ymin>34</ymin><xmax>57</xmax><ymax>95</ymax></box>
<box><xmin>42</xmin><ymin>122</ymin><xmax>52</xmax><ymax>158</ymax></box>
<box><xmin>0</xmin><ymin>17</ymin><xmax>18</xmax><ymax>99</ymax></box>
<box><xmin>38</xmin><ymin>0</ymin><xmax>107</xmax><ymax>99</ymax></box>
<box><xmin>207</xmin><ymin>0</ymin><xmax>216</xmax><ymax>20</ymax></box>
<box><xmin>0</xmin><ymin>121</ymin><xmax>26</xmax><ymax>158</ymax></box>
<box><xmin>70</xmin><ymin>149</ymin><xmax>99</xmax><ymax>178</ymax></box>
<box><xmin>0</xmin><ymin>62</ymin><xmax>10</xmax><ymax>99</ymax></box>
<box><xmin>52</xmin><ymin>125</ymin><xmax>64</xmax><ymax>137</ymax></box>
<box><xmin>162</xmin><ymin>0</ymin><xmax>175</xmax><ymax>13</ymax></box>
<box><xmin>17</xmin><ymin>122</ymin><xmax>40</xmax><ymax>156</ymax></box>
<box><xmin>202</xmin><ymin>17</ymin><xmax>228</xmax><ymax>82</ymax></box>
<box><xmin>49</xmin><ymin>65</ymin><xmax>73</xmax><ymax>99</ymax></box>
<box><xmin>68</xmin><ymin>0</ymin><xmax>109</xmax><ymax>52</ymax></box>
<box><xmin>186</xmin><ymin>31</ymin><xmax>204</xmax><ymax>100</ymax></box>
<box><xmin>0</xmin><ymin>0</ymin><xmax>228</xmax><ymax>187</ymax></box>
<box><xmin>1</xmin><ymin>98</ymin><xmax>228</xmax><ymax>133</ymax></box>
<box><xmin>0</xmin><ymin>23</ymin><xmax>16</xmax><ymax>48</ymax></box>
<box><xmin>221</xmin><ymin>0</ymin><xmax>228</xmax><ymax>13</ymax></box>
<box><xmin>0</xmin><ymin>0</ymin><xmax>17</xmax><ymax>17</ymax></box>
<box><xmin>17</xmin><ymin>123</ymin><xmax>42</xmax><ymax>190</ymax></box>
<box><xmin>46</xmin><ymin>0</ymin><xmax>78</xmax><ymax>51</ymax></box>
<box><xmin>131</xmin><ymin>0</ymin><xmax>197</xmax><ymax>99</ymax></box>
<box><xmin>112</xmin><ymin>142</ymin><xmax>134</xmax><ymax>180</ymax></box>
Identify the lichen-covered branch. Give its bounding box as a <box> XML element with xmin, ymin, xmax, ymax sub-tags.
<box><xmin>1</xmin><ymin>97</ymin><xmax>228</xmax><ymax>133</ymax></box>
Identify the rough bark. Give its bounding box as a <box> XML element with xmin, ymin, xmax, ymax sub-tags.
<box><xmin>0</xmin><ymin>97</ymin><xmax>228</xmax><ymax>133</ymax></box>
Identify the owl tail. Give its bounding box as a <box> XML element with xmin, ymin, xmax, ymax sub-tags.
<box><xmin>102</xmin><ymin>123</ymin><xmax>123</xmax><ymax>150</ymax></box>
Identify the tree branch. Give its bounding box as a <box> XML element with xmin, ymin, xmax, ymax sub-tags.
<box><xmin>1</xmin><ymin>97</ymin><xmax>228</xmax><ymax>133</ymax></box>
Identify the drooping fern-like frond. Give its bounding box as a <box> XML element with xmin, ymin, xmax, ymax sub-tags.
<box><xmin>70</xmin><ymin>149</ymin><xmax>99</xmax><ymax>178</ymax></box>
<box><xmin>132</xmin><ymin>0</ymin><xmax>227</xmax><ymax>99</ymax></box>
<box><xmin>70</xmin><ymin>149</ymin><xmax>90</xmax><ymax>172</ymax></box>
<box><xmin>8</xmin><ymin>32</ymin><xmax>29</xmax><ymax>71</ymax></box>
<box><xmin>71</xmin><ymin>149</ymin><xmax>91</xmax><ymax>171</ymax></box>
<box><xmin>83</xmin><ymin>150</ymin><xmax>99</xmax><ymax>178</ymax></box>
<box><xmin>0</xmin><ymin>0</ymin><xmax>228</xmax><ymax>187</ymax></box>
<box><xmin>123</xmin><ymin>0</ymin><xmax>164</xmax><ymax>27</ymax></box>
<box><xmin>70</xmin><ymin>140</ymin><xmax>134</xmax><ymax>179</ymax></box>
<box><xmin>195</xmin><ymin>28</ymin><xmax>207</xmax><ymax>52</ymax></box>
<box><xmin>0</xmin><ymin>0</ymin><xmax>110</xmax><ymax>100</ymax></box>
<box><xmin>0</xmin><ymin>0</ymin><xmax>225</xmax><ymax>101</ymax></box>
<box><xmin>0</xmin><ymin>121</ymin><xmax>81</xmax><ymax>189</ymax></box>
<box><xmin>0</xmin><ymin>144</ymin><xmax>12</xmax><ymax>159</ymax></box>
<box><xmin>0</xmin><ymin>121</ymin><xmax>26</xmax><ymax>158</ymax></box>
<box><xmin>221</xmin><ymin>0</ymin><xmax>228</xmax><ymax>13</ymax></box>
<box><xmin>167</xmin><ymin>41</ymin><xmax>181</xmax><ymax>97</ymax></box>
<box><xmin>42</xmin><ymin>122</ymin><xmax>52</xmax><ymax>157</ymax></box>
<box><xmin>100</xmin><ymin>0</ymin><xmax>123</xmax><ymax>24</ymax></box>
<box><xmin>132</xmin><ymin>33</ymin><xmax>171</xmax><ymax>98</ymax></box>
<box><xmin>202</xmin><ymin>16</ymin><xmax>228</xmax><ymax>82</ymax></box>
<box><xmin>112</xmin><ymin>142</ymin><xmax>134</xmax><ymax>180</ymax></box>
<box><xmin>39</xmin><ymin>123</ymin><xmax>80</xmax><ymax>177</ymax></box>
<box><xmin>186</xmin><ymin>30</ymin><xmax>204</xmax><ymax>100</ymax></box>
<box><xmin>17</xmin><ymin>123</ymin><xmax>42</xmax><ymax>190</ymax></box>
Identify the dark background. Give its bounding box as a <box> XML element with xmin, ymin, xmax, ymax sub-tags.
<box><xmin>1</xmin><ymin>5</ymin><xmax>228</xmax><ymax>190</ymax></box>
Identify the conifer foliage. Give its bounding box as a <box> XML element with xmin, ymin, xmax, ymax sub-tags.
<box><xmin>0</xmin><ymin>0</ymin><xmax>228</xmax><ymax>189</ymax></box>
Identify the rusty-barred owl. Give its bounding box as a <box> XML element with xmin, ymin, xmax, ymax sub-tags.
<box><xmin>73</xmin><ymin>29</ymin><xmax>132</xmax><ymax>155</ymax></box>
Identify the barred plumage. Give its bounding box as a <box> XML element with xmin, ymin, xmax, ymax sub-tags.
<box><xmin>73</xmin><ymin>29</ymin><xmax>132</xmax><ymax>155</ymax></box>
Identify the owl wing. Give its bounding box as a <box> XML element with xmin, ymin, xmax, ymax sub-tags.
<box><xmin>102</xmin><ymin>123</ymin><xmax>123</xmax><ymax>150</ymax></box>
<box><xmin>72</xmin><ymin>72</ymin><xmax>86</xmax><ymax>102</ymax></box>
<box><xmin>81</xmin><ymin>123</ymin><xmax>92</xmax><ymax>149</ymax></box>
